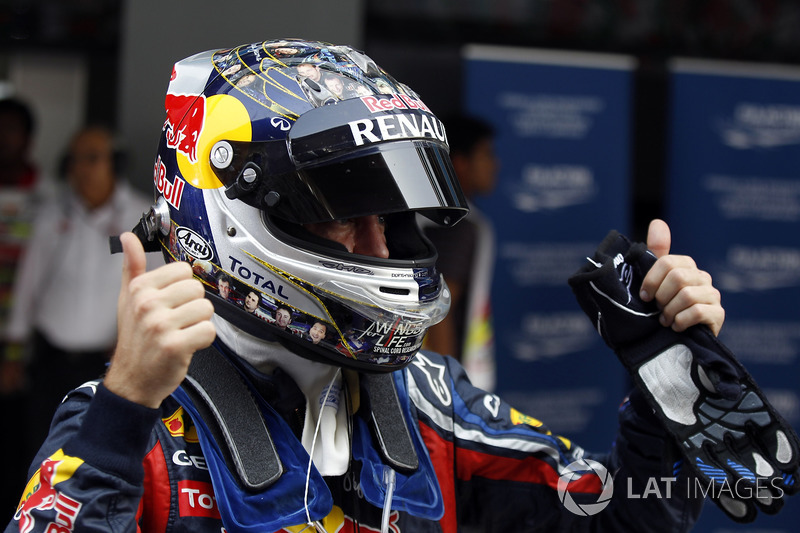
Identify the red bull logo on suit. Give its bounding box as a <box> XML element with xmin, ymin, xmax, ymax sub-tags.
<box><xmin>14</xmin><ymin>450</ymin><xmax>85</xmax><ymax>533</ymax></box>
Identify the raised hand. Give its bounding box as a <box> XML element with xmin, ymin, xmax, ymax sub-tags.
<box><xmin>640</xmin><ymin>219</ymin><xmax>724</xmax><ymax>336</ymax></box>
<box><xmin>569</xmin><ymin>222</ymin><xmax>800</xmax><ymax>523</ymax></box>
<box><xmin>104</xmin><ymin>232</ymin><xmax>216</xmax><ymax>408</ymax></box>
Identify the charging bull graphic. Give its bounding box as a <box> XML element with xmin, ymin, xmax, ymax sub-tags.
<box><xmin>164</xmin><ymin>93</ymin><xmax>207</xmax><ymax>164</ymax></box>
<box><xmin>14</xmin><ymin>450</ymin><xmax>84</xmax><ymax>533</ymax></box>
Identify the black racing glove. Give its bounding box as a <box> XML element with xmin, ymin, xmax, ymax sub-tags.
<box><xmin>568</xmin><ymin>230</ymin><xmax>800</xmax><ymax>523</ymax></box>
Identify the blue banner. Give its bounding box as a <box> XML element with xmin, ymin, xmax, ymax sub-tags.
<box><xmin>463</xmin><ymin>45</ymin><xmax>634</xmax><ymax>451</ymax></box>
<box><xmin>667</xmin><ymin>58</ymin><xmax>800</xmax><ymax>530</ymax></box>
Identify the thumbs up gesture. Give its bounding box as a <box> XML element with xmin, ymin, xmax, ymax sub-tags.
<box><xmin>569</xmin><ymin>222</ymin><xmax>800</xmax><ymax>523</ymax></box>
<box><xmin>104</xmin><ymin>232</ymin><xmax>216</xmax><ymax>408</ymax></box>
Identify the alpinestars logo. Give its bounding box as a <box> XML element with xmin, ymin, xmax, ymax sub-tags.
<box><xmin>612</xmin><ymin>253</ymin><xmax>634</xmax><ymax>305</ymax></box>
<box><xmin>557</xmin><ymin>459</ymin><xmax>614</xmax><ymax>516</ymax></box>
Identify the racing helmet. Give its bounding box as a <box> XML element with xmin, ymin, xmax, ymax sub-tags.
<box><xmin>141</xmin><ymin>39</ymin><xmax>468</xmax><ymax>372</ymax></box>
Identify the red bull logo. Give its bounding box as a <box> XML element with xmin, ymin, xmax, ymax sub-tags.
<box><xmin>359</xmin><ymin>93</ymin><xmax>430</xmax><ymax>114</ymax></box>
<box><xmin>154</xmin><ymin>155</ymin><xmax>186</xmax><ymax>210</ymax></box>
<box><xmin>15</xmin><ymin>451</ymin><xmax>84</xmax><ymax>533</ymax></box>
<box><xmin>164</xmin><ymin>93</ymin><xmax>207</xmax><ymax>163</ymax></box>
<box><xmin>163</xmin><ymin>406</ymin><xmax>199</xmax><ymax>443</ymax></box>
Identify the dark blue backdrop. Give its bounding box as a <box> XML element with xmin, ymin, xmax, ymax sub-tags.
<box><xmin>463</xmin><ymin>45</ymin><xmax>634</xmax><ymax>453</ymax></box>
<box><xmin>667</xmin><ymin>58</ymin><xmax>800</xmax><ymax>531</ymax></box>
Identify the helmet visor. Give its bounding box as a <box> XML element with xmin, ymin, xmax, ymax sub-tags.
<box><xmin>211</xmin><ymin>97</ymin><xmax>469</xmax><ymax>226</ymax></box>
<box><xmin>286</xmin><ymin>140</ymin><xmax>466</xmax><ymax>225</ymax></box>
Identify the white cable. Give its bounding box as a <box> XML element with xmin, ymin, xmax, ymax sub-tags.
<box><xmin>303</xmin><ymin>368</ymin><xmax>342</xmax><ymax>528</ymax></box>
<box><xmin>381</xmin><ymin>466</ymin><xmax>396</xmax><ymax>533</ymax></box>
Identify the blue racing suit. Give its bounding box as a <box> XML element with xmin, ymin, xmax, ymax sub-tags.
<box><xmin>5</xmin><ymin>344</ymin><xmax>702</xmax><ymax>532</ymax></box>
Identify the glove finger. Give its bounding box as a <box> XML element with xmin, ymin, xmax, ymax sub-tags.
<box><xmin>768</xmin><ymin>425</ymin><xmax>800</xmax><ymax>471</ymax></box>
<box><xmin>722</xmin><ymin>451</ymin><xmax>787</xmax><ymax>515</ymax></box>
<box><xmin>694</xmin><ymin>444</ymin><xmax>758</xmax><ymax>522</ymax></box>
<box><xmin>693</xmin><ymin>450</ymin><xmax>771</xmax><ymax>522</ymax></box>
<box><xmin>718</xmin><ymin>386</ymin><xmax>800</xmax><ymax>493</ymax></box>
<box><xmin>752</xmin><ymin>485</ymin><xmax>785</xmax><ymax>515</ymax></box>
<box><xmin>695</xmin><ymin>432</ymin><xmax>790</xmax><ymax>518</ymax></box>
<box><xmin>710</xmin><ymin>492</ymin><xmax>758</xmax><ymax>523</ymax></box>
<box><xmin>746</xmin><ymin>425</ymin><xmax>800</xmax><ymax>491</ymax></box>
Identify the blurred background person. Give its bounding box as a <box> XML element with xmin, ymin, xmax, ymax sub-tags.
<box><xmin>0</xmin><ymin>98</ymin><xmax>49</xmax><ymax>364</ymax></box>
<box><xmin>423</xmin><ymin>114</ymin><xmax>499</xmax><ymax>391</ymax></box>
<box><xmin>2</xmin><ymin>124</ymin><xmax>157</xmax><ymax>466</ymax></box>
<box><xmin>0</xmin><ymin>97</ymin><xmax>51</xmax><ymax>518</ymax></box>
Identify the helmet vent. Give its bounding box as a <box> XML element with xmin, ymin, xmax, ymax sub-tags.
<box><xmin>298</xmin><ymin>75</ymin><xmax>337</xmax><ymax>107</ymax></box>
<box><xmin>379</xmin><ymin>286</ymin><xmax>410</xmax><ymax>296</ymax></box>
<box><xmin>419</xmin><ymin>284</ymin><xmax>439</xmax><ymax>298</ymax></box>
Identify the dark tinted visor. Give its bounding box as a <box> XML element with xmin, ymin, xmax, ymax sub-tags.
<box><xmin>211</xmin><ymin>104</ymin><xmax>468</xmax><ymax>225</ymax></box>
<box><xmin>282</xmin><ymin>140</ymin><xmax>466</xmax><ymax>225</ymax></box>
<box><xmin>285</xmin><ymin>97</ymin><xmax>467</xmax><ymax>224</ymax></box>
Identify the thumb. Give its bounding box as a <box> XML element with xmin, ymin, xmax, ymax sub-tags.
<box><xmin>119</xmin><ymin>232</ymin><xmax>147</xmax><ymax>286</ymax></box>
<box><xmin>646</xmin><ymin>219</ymin><xmax>671</xmax><ymax>258</ymax></box>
